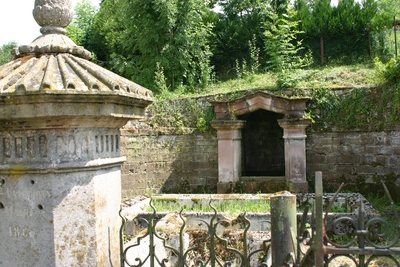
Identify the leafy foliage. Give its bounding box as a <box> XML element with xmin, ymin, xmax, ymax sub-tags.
<box><xmin>294</xmin><ymin>0</ymin><xmax>379</xmax><ymax>65</ymax></box>
<box><xmin>80</xmin><ymin>0</ymin><xmax>395</xmax><ymax>90</ymax></box>
<box><xmin>91</xmin><ymin>0</ymin><xmax>213</xmax><ymax>93</ymax></box>
<box><xmin>0</xmin><ymin>41</ymin><xmax>17</xmax><ymax>65</ymax></box>
<box><xmin>66</xmin><ymin>0</ymin><xmax>98</xmax><ymax>47</ymax></box>
<box><xmin>148</xmin><ymin>95</ymin><xmax>216</xmax><ymax>134</ymax></box>
<box><xmin>210</xmin><ymin>0</ymin><xmax>268</xmax><ymax>79</ymax></box>
<box><xmin>264</xmin><ymin>7</ymin><xmax>304</xmax><ymax>71</ymax></box>
<box><xmin>264</xmin><ymin>6</ymin><xmax>312</xmax><ymax>88</ymax></box>
<box><xmin>374</xmin><ymin>57</ymin><xmax>400</xmax><ymax>84</ymax></box>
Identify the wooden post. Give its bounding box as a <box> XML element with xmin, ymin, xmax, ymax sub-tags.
<box><xmin>320</xmin><ymin>36</ymin><xmax>325</xmax><ymax>65</ymax></box>
<box><xmin>394</xmin><ymin>17</ymin><xmax>398</xmax><ymax>58</ymax></box>
<box><xmin>314</xmin><ymin>172</ymin><xmax>324</xmax><ymax>267</ymax></box>
<box><xmin>270</xmin><ymin>191</ymin><xmax>297</xmax><ymax>267</ymax></box>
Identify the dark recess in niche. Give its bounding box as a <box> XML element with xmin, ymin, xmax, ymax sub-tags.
<box><xmin>238</xmin><ymin>109</ymin><xmax>285</xmax><ymax>176</ymax></box>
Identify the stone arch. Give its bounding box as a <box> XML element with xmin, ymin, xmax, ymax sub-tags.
<box><xmin>210</xmin><ymin>92</ymin><xmax>311</xmax><ymax>193</ymax></box>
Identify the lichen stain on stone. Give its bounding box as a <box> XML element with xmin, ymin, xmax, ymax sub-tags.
<box><xmin>77</xmin><ymin>225</ymin><xmax>87</xmax><ymax>246</ymax></box>
<box><xmin>95</xmin><ymin>195</ymin><xmax>108</xmax><ymax>210</ymax></box>
<box><xmin>9</xmin><ymin>165</ymin><xmax>29</xmax><ymax>183</ymax></box>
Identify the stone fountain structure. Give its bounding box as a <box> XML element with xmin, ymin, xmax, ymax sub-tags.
<box><xmin>211</xmin><ymin>92</ymin><xmax>311</xmax><ymax>193</ymax></box>
<box><xmin>0</xmin><ymin>0</ymin><xmax>153</xmax><ymax>266</ymax></box>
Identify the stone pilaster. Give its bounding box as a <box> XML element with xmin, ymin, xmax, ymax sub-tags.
<box><xmin>211</xmin><ymin>120</ymin><xmax>245</xmax><ymax>193</ymax></box>
<box><xmin>0</xmin><ymin>0</ymin><xmax>153</xmax><ymax>265</ymax></box>
<box><xmin>278</xmin><ymin>118</ymin><xmax>312</xmax><ymax>193</ymax></box>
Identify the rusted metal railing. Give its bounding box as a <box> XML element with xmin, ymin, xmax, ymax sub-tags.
<box><xmin>120</xmin><ymin>201</ymin><xmax>271</xmax><ymax>267</ymax></box>
<box><xmin>120</xmin><ymin>172</ymin><xmax>400</xmax><ymax>267</ymax></box>
<box><xmin>296</xmin><ymin>172</ymin><xmax>400</xmax><ymax>267</ymax></box>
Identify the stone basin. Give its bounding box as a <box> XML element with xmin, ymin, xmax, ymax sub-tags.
<box><xmin>121</xmin><ymin>193</ymin><xmax>379</xmax><ymax>236</ymax></box>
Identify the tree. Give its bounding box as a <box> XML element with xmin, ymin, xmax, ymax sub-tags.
<box><xmin>66</xmin><ymin>0</ymin><xmax>98</xmax><ymax>51</ymax></box>
<box><xmin>89</xmin><ymin>0</ymin><xmax>129</xmax><ymax>64</ymax></box>
<box><xmin>93</xmin><ymin>0</ymin><xmax>214</xmax><ymax>92</ymax></box>
<box><xmin>264</xmin><ymin>6</ymin><xmax>310</xmax><ymax>87</ymax></box>
<box><xmin>0</xmin><ymin>41</ymin><xmax>17</xmax><ymax>65</ymax></box>
<box><xmin>311</xmin><ymin>0</ymin><xmax>332</xmax><ymax>64</ymax></box>
<box><xmin>264</xmin><ymin>7</ymin><xmax>305</xmax><ymax>71</ymax></box>
<box><xmin>210</xmin><ymin>0</ymin><xmax>268</xmax><ymax>78</ymax></box>
<box><xmin>294</xmin><ymin>0</ymin><xmax>379</xmax><ymax>64</ymax></box>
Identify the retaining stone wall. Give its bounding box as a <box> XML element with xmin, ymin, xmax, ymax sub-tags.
<box><xmin>120</xmin><ymin>127</ymin><xmax>218</xmax><ymax>200</ymax></box>
<box><xmin>306</xmin><ymin>128</ymin><xmax>400</xmax><ymax>199</ymax></box>
<box><xmin>120</xmin><ymin>121</ymin><xmax>400</xmax><ymax>200</ymax></box>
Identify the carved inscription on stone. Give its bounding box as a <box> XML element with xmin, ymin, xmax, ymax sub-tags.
<box><xmin>0</xmin><ymin>131</ymin><xmax>120</xmax><ymax>162</ymax></box>
<box><xmin>95</xmin><ymin>134</ymin><xmax>120</xmax><ymax>154</ymax></box>
<box><xmin>39</xmin><ymin>135</ymin><xmax>47</xmax><ymax>158</ymax></box>
<box><xmin>111</xmin><ymin>135</ymin><xmax>114</xmax><ymax>152</ymax></box>
<box><xmin>15</xmin><ymin>138</ymin><xmax>23</xmax><ymax>158</ymax></box>
<box><xmin>57</xmin><ymin>135</ymin><xmax>76</xmax><ymax>158</ymax></box>
<box><xmin>115</xmin><ymin>135</ymin><xmax>119</xmax><ymax>150</ymax></box>
<box><xmin>106</xmin><ymin>135</ymin><xmax>109</xmax><ymax>152</ymax></box>
<box><xmin>9</xmin><ymin>226</ymin><xmax>35</xmax><ymax>238</ymax></box>
<box><xmin>5</xmin><ymin>188</ymin><xmax>51</xmax><ymax>199</ymax></box>
<box><xmin>3</xmin><ymin>138</ymin><xmax>10</xmax><ymax>158</ymax></box>
<box><xmin>81</xmin><ymin>136</ymin><xmax>89</xmax><ymax>156</ymax></box>
<box><xmin>5</xmin><ymin>207</ymin><xmax>33</xmax><ymax>217</ymax></box>
<box><xmin>27</xmin><ymin>136</ymin><xmax>35</xmax><ymax>158</ymax></box>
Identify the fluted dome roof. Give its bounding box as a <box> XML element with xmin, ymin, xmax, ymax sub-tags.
<box><xmin>0</xmin><ymin>53</ymin><xmax>152</xmax><ymax>100</ymax></box>
<box><xmin>0</xmin><ymin>0</ymin><xmax>153</xmax><ymax>103</ymax></box>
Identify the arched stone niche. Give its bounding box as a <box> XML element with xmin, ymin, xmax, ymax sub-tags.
<box><xmin>210</xmin><ymin>92</ymin><xmax>311</xmax><ymax>193</ymax></box>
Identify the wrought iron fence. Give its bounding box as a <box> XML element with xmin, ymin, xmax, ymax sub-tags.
<box><xmin>297</xmin><ymin>172</ymin><xmax>400</xmax><ymax>267</ymax></box>
<box><xmin>119</xmin><ymin>172</ymin><xmax>400</xmax><ymax>267</ymax></box>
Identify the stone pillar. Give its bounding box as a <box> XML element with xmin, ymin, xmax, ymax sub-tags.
<box><xmin>278</xmin><ymin>118</ymin><xmax>312</xmax><ymax>193</ymax></box>
<box><xmin>0</xmin><ymin>103</ymin><xmax>152</xmax><ymax>267</ymax></box>
<box><xmin>211</xmin><ymin>120</ymin><xmax>245</xmax><ymax>193</ymax></box>
<box><xmin>0</xmin><ymin>125</ymin><xmax>129</xmax><ymax>266</ymax></box>
<box><xmin>270</xmin><ymin>191</ymin><xmax>297</xmax><ymax>267</ymax></box>
<box><xmin>0</xmin><ymin>1</ymin><xmax>154</xmax><ymax>266</ymax></box>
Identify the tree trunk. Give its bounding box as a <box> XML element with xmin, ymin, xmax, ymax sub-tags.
<box><xmin>320</xmin><ymin>36</ymin><xmax>324</xmax><ymax>65</ymax></box>
<box><xmin>368</xmin><ymin>27</ymin><xmax>373</xmax><ymax>58</ymax></box>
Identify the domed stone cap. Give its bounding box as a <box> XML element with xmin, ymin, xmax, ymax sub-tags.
<box><xmin>0</xmin><ymin>53</ymin><xmax>153</xmax><ymax>100</ymax></box>
<box><xmin>0</xmin><ymin>0</ymin><xmax>153</xmax><ymax>102</ymax></box>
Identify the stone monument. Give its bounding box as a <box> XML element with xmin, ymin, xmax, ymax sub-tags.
<box><xmin>0</xmin><ymin>0</ymin><xmax>153</xmax><ymax>266</ymax></box>
<box><xmin>211</xmin><ymin>92</ymin><xmax>310</xmax><ymax>193</ymax></box>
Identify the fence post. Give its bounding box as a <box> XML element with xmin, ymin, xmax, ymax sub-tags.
<box><xmin>270</xmin><ymin>191</ymin><xmax>297</xmax><ymax>267</ymax></box>
<box><xmin>314</xmin><ymin>171</ymin><xmax>324</xmax><ymax>267</ymax></box>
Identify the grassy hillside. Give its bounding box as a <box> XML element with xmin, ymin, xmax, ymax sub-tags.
<box><xmin>147</xmin><ymin>63</ymin><xmax>400</xmax><ymax>134</ymax></box>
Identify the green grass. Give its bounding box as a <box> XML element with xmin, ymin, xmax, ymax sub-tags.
<box><xmin>155</xmin><ymin>64</ymin><xmax>378</xmax><ymax>101</ymax></box>
<box><xmin>146</xmin><ymin>199</ymin><xmax>271</xmax><ymax>215</ymax></box>
<box><xmin>148</xmin><ymin>63</ymin><xmax>387</xmax><ymax>134</ymax></box>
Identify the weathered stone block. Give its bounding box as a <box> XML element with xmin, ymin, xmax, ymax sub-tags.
<box><xmin>307</xmin><ymin>155</ymin><xmax>326</xmax><ymax>165</ymax></box>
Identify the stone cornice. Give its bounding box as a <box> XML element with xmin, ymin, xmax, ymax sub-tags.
<box><xmin>210</xmin><ymin>91</ymin><xmax>309</xmax><ymax>120</ymax></box>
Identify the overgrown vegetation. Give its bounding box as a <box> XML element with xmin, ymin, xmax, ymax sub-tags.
<box><xmin>146</xmin><ymin>61</ymin><xmax>400</xmax><ymax>134</ymax></box>
<box><xmin>0</xmin><ymin>41</ymin><xmax>17</xmax><ymax>65</ymax></box>
<box><xmin>146</xmin><ymin>199</ymin><xmax>271</xmax><ymax>215</ymax></box>
<box><xmin>365</xmin><ymin>192</ymin><xmax>400</xmax><ymax>247</ymax></box>
<box><xmin>56</xmin><ymin>0</ymin><xmax>399</xmax><ymax>93</ymax></box>
<box><xmin>307</xmin><ymin>59</ymin><xmax>400</xmax><ymax>131</ymax></box>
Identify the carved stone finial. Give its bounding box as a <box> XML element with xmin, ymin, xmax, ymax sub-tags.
<box><xmin>33</xmin><ymin>0</ymin><xmax>73</xmax><ymax>35</ymax></box>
